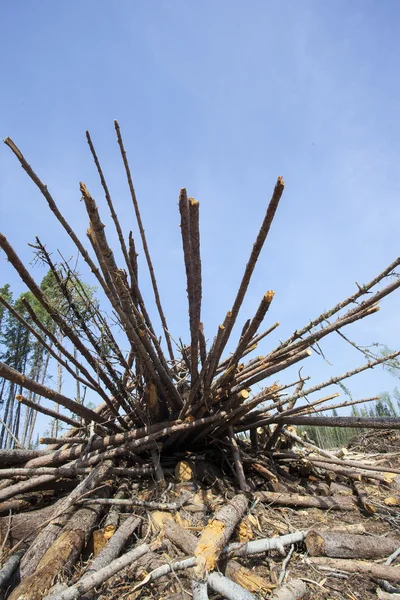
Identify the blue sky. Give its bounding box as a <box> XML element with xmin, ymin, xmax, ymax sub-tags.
<box><xmin>1</xmin><ymin>1</ymin><xmax>400</xmax><ymax>433</ymax></box>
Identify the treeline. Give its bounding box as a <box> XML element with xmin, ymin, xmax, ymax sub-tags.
<box><xmin>0</xmin><ymin>268</ymin><xmax>100</xmax><ymax>449</ymax></box>
<box><xmin>299</xmin><ymin>389</ymin><xmax>400</xmax><ymax>449</ymax></box>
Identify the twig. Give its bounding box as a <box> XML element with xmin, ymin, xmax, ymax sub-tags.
<box><xmin>114</xmin><ymin>120</ymin><xmax>175</xmax><ymax>363</ymax></box>
<box><xmin>278</xmin><ymin>544</ymin><xmax>294</xmax><ymax>585</ymax></box>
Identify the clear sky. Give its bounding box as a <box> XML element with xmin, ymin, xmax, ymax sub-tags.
<box><xmin>1</xmin><ymin>1</ymin><xmax>400</xmax><ymax>434</ymax></box>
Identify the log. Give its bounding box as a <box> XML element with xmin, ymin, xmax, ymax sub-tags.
<box><xmin>20</xmin><ymin>461</ymin><xmax>112</xmax><ymax>577</ymax></box>
<box><xmin>226</xmin><ymin>531</ymin><xmax>306</xmax><ymax>557</ymax></box>
<box><xmin>164</xmin><ymin>519</ymin><xmax>273</xmax><ymax>593</ymax></box>
<box><xmin>77</xmin><ymin>496</ymin><xmax>188</xmax><ymax>511</ymax></box>
<box><xmin>9</xmin><ymin>484</ymin><xmax>111</xmax><ymax>600</ymax></box>
<box><xmin>0</xmin><ymin>362</ymin><xmax>105</xmax><ymax>425</ymax></box>
<box><xmin>0</xmin><ymin>473</ymin><xmax>59</xmax><ymax>502</ymax></box>
<box><xmin>255</xmin><ymin>491</ymin><xmax>356</xmax><ymax>511</ymax></box>
<box><xmin>191</xmin><ymin>580</ymin><xmax>208</xmax><ymax>600</ymax></box>
<box><xmin>130</xmin><ymin>546</ymin><xmax>167</xmax><ymax>580</ymax></box>
<box><xmin>136</xmin><ymin>529</ymin><xmax>306</xmax><ymax>598</ymax></box>
<box><xmin>174</xmin><ymin>460</ymin><xmax>222</xmax><ymax>485</ymax></box>
<box><xmin>250</xmin><ymin>463</ymin><xmax>279</xmax><ymax>490</ymax></box>
<box><xmin>151</xmin><ymin>448</ymin><xmax>166</xmax><ymax>488</ymax></box>
<box><xmin>224</xmin><ymin>560</ymin><xmax>275</xmax><ymax>593</ymax></box>
<box><xmin>23</xmin><ymin>412</ymin><xmax>227</xmax><ymax>469</ymax></box>
<box><xmin>353</xmin><ymin>481</ymin><xmax>376</xmax><ymax>514</ymax></box>
<box><xmin>270</xmin><ymin>579</ymin><xmax>307</xmax><ymax>600</ymax></box>
<box><xmin>134</xmin><ymin>530</ymin><xmax>306</xmax><ymax>595</ymax></box>
<box><xmin>103</xmin><ymin>482</ymin><xmax>129</xmax><ymax>538</ymax></box>
<box><xmin>307</xmin><ymin>557</ymin><xmax>400</xmax><ymax>583</ymax></box>
<box><xmin>17</xmin><ymin>395</ymin><xmax>82</xmax><ymax>429</ymax></box>
<box><xmin>310</xmin><ymin>460</ymin><xmax>388</xmax><ymax>483</ymax></box>
<box><xmin>0</xmin><ymin>467</ymin><xmax>87</xmax><ymax>479</ymax></box>
<box><xmin>43</xmin><ymin>542</ymin><xmax>152</xmax><ymax>600</ymax></box>
<box><xmin>306</xmin><ymin>530</ymin><xmax>400</xmax><ymax>560</ymax></box>
<box><xmin>207</xmin><ymin>571</ymin><xmax>256</xmax><ymax>600</ymax></box>
<box><xmin>194</xmin><ymin>493</ymin><xmax>248</xmax><ymax>577</ymax></box>
<box><xmin>0</xmin><ymin>449</ymin><xmax>48</xmax><ymax>466</ymax></box>
<box><xmin>175</xmin><ymin>460</ymin><xmax>196</xmax><ymax>482</ymax></box>
<box><xmin>0</xmin><ymin>503</ymin><xmax>60</xmax><ymax>548</ymax></box>
<box><xmin>273</xmin><ymin>415</ymin><xmax>400</xmax><ymax>429</ymax></box>
<box><xmin>228</xmin><ymin>427</ymin><xmax>250</xmax><ymax>491</ymax></box>
<box><xmin>0</xmin><ymin>550</ymin><xmax>24</xmax><ymax>589</ymax></box>
<box><xmin>308</xmin><ymin>454</ymin><xmax>400</xmax><ymax>475</ymax></box>
<box><xmin>0</xmin><ymin>492</ymin><xmax>57</xmax><ymax>516</ymax></box>
<box><xmin>77</xmin><ymin>515</ymin><xmax>141</xmax><ymax>599</ymax></box>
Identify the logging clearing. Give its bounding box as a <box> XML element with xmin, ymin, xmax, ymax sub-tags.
<box><xmin>0</xmin><ymin>123</ymin><xmax>400</xmax><ymax>599</ymax></box>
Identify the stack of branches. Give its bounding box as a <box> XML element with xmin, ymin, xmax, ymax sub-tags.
<box><xmin>1</xmin><ymin>123</ymin><xmax>400</xmax><ymax>598</ymax></box>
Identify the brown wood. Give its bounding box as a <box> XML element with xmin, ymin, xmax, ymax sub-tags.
<box><xmin>164</xmin><ymin>519</ymin><xmax>273</xmax><ymax>593</ymax></box>
<box><xmin>307</xmin><ymin>557</ymin><xmax>400</xmax><ymax>583</ymax></box>
<box><xmin>270</xmin><ymin>579</ymin><xmax>307</xmax><ymax>600</ymax></box>
<box><xmin>0</xmin><ymin>492</ymin><xmax>57</xmax><ymax>516</ymax></box>
<box><xmin>273</xmin><ymin>415</ymin><xmax>400</xmax><ymax>429</ymax></box>
<box><xmin>114</xmin><ymin>120</ymin><xmax>175</xmax><ymax>364</ymax></box>
<box><xmin>207</xmin><ymin>176</ymin><xmax>285</xmax><ymax>374</ymax></box>
<box><xmin>309</xmin><ymin>454</ymin><xmax>400</xmax><ymax>475</ymax></box>
<box><xmin>353</xmin><ymin>481</ymin><xmax>376</xmax><ymax>514</ymax></box>
<box><xmin>79</xmin><ymin>514</ymin><xmax>141</xmax><ymax>599</ymax></box>
<box><xmin>0</xmin><ymin>473</ymin><xmax>58</xmax><ymax>502</ymax></box>
<box><xmin>311</xmin><ymin>459</ymin><xmax>389</xmax><ymax>483</ymax></box>
<box><xmin>0</xmin><ymin>503</ymin><xmax>59</xmax><ymax>548</ymax></box>
<box><xmin>175</xmin><ymin>460</ymin><xmax>196</xmax><ymax>482</ymax></box>
<box><xmin>228</xmin><ymin>427</ymin><xmax>250</xmax><ymax>492</ymax></box>
<box><xmin>9</xmin><ymin>485</ymin><xmax>110</xmax><ymax>600</ymax></box>
<box><xmin>306</xmin><ymin>530</ymin><xmax>400</xmax><ymax>560</ymax></box>
<box><xmin>0</xmin><ymin>448</ymin><xmax>47</xmax><ymax>466</ymax></box>
<box><xmin>4</xmin><ymin>127</ymin><xmax>400</xmax><ymax>600</ymax></box>
<box><xmin>17</xmin><ymin>395</ymin><xmax>82</xmax><ymax>429</ymax></box>
<box><xmin>250</xmin><ymin>463</ymin><xmax>280</xmax><ymax>490</ymax></box>
<box><xmin>194</xmin><ymin>493</ymin><xmax>248</xmax><ymax>578</ymax></box>
<box><xmin>20</xmin><ymin>461</ymin><xmax>112</xmax><ymax>578</ymax></box>
<box><xmin>256</xmin><ymin>491</ymin><xmax>356</xmax><ymax>511</ymax></box>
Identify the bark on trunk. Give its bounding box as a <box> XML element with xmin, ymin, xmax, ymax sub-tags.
<box><xmin>164</xmin><ymin>519</ymin><xmax>270</xmax><ymax>596</ymax></box>
<box><xmin>43</xmin><ymin>542</ymin><xmax>152</xmax><ymax>600</ymax></box>
<box><xmin>307</xmin><ymin>557</ymin><xmax>400</xmax><ymax>582</ymax></box>
<box><xmin>256</xmin><ymin>491</ymin><xmax>356</xmax><ymax>510</ymax></box>
<box><xmin>0</xmin><ymin>449</ymin><xmax>48</xmax><ymax>465</ymax></box>
<box><xmin>20</xmin><ymin>461</ymin><xmax>112</xmax><ymax>578</ymax></box>
<box><xmin>273</xmin><ymin>415</ymin><xmax>400</xmax><ymax>429</ymax></box>
<box><xmin>0</xmin><ymin>550</ymin><xmax>24</xmax><ymax>590</ymax></box>
<box><xmin>306</xmin><ymin>530</ymin><xmax>400</xmax><ymax>560</ymax></box>
<box><xmin>9</xmin><ymin>484</ymin><xmax>111</xmax><ymax>600</ymax></box>
<box><xmin>79</xmin><ymin>515</ymin><xmax>141</xmax><ymax>599</ymax></box>
<box><xmin>270</xmin><ymin>579</ymin><xmax>308</xmax><ymax>600</ymax></box>
<box><xmin>0</xmin><ymin>503</ymin><xmax>59</xmax><ymax>548</ymax></box>
<box><xmin>194</xmin><ymin>493</ymin><xmax>248</xmax><ymax>578</ymax></box>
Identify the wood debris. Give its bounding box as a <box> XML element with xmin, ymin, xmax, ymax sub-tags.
<box><xmin>0</xmin><ymin>125</ymin><xmax>400</xmax><ymax>598</ymax></box>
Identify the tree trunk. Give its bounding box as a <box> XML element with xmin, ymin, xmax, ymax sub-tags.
<box><xmin>270</xmin><ymin>579</ymin><xmax>308</xmax><ymax>600</ymax></box>
<box><xmin>194</xmin><ymin>494</ymin><xmax>248</xmax><ymax>578</ymax></box>
<box><xmin>306</xmin><ymin>530</ymin><xmax>400</xmax><ymax>560</ymax></box>
<box><xmin>9</xmin><ymin>484</ymin><xmax>111</xmax><ymax>600</ymax></box>
<box><xmin>0</xmin><ymin>503</ymin><xmax>59</xmax><ymax>548</ymax></box>
<box><xmin>20</xmin><ymin>461</ymin><xmax>112</xmax><ymax>577</ymax></box>
<box><xmin>307</xmin><ymin>557</ymin><xmax>400</xmax><ymax>583</ymax></box>
<box><xmin>256</xmin><ymin>491</ymin><xmax>356</xmax><ymax>510</ymax></box>
<box><xmin>164</xmin><ymin>519</ymin><xmax>273</xmax><ymax>595</ymax></box>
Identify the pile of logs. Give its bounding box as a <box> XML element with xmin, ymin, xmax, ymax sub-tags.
<box><xmin>1</xmin><ymin>444</ymin><xmax>399</xmax><ymax>599</ymax></box>
<box><xmin>0</xmin><ymin>123</ymin><xmax>400</xmax><ymax>598</ymax></box>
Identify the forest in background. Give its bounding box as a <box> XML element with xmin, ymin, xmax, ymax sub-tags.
<box><xmin>0</xmin><ymin>265</ymin><xmax>100</xmax><ymax>450</ymax></box>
